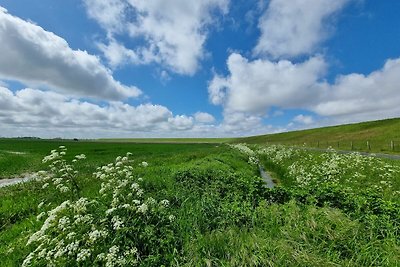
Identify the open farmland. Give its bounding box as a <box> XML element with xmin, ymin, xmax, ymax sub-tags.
<box><xmin>0</xmin><ymin>139</ymin><xmax>399</xmax><ymax>266</ymax></box>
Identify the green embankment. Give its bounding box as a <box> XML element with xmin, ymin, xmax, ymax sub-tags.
<box><xmin>237</xmin><ymin>118</ymin><xmax>400</xmax><ymax>153</ymax></box>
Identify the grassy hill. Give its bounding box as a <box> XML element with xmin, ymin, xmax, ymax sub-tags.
<box><xmin>236</xmin><ymin>118</ymin><xmax>400</xmax><ymax>153</ymax></box>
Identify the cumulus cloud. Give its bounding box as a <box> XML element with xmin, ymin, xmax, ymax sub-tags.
<box><xmin>313</xmin><ymin>58</ymin><xmax>400</xmax><ymax>122</ymax></box>
<box><xmin>194</xmin><ymin>112</ymin><xmax>215</xmax><ymax>123</ymax></box>
<box><xmin>0</xmin><ymin>86</ymin><xmax>198</xmax><ymax>138</ymax></box>
<box><xmin>83</xmin><ymin>0</ymin><xmax>229</xmax><ymax>75</ymax></box>
<box><xmin>293</xmin><ymin>114</ymin><xmax>314</xmax><ymax>125</ymax></box>
<box><xmin>97</xmin><ymin>39</ymin><xmax>141</xmax><ymax>68</ymax></box>
<box><xmin>254</xmin><ymin>0</ymin><xmax>351</xmax><ymax>58</ymax></box>
<box><xmin>220</xmin><ymin>111</ymin><xmax>263</xmax><ymax>133</ymax></box>
<box><xmin>210</xmin><ymin>53</ymin><xmax>400</xmax><ymax>128</ymax></box>
<box><xmin>209</xmin><ymin>53</ymin><xmax>326</xmax><ymax>114</ymax></box>
<box><xmin>0</xmin><ymin>8</ymin><xmax>140</xmax><ymax>100</ymax></box>
<box><xmin>0</xmin><ymin>85</ymin><xmax>290</xmax><ymax>138</ymax></box>
<box><xmin>168</xmin><ymin>115</ymin><xmax>194</xmax><ymax>130</ymax></box>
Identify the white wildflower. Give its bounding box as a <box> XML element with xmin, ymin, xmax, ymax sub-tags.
<box><xmin>106</xmin><ymin>208</ymin><xmax>116</xmax><ymax>215</ymax></box>
<box><xmin>66</xmin><ymin>232</ymin><xmax>76</xmax><ymax>240</ymax></box>
<box><xmin>112</xmin><ymin>216</ymin><xmax>124</xmax><ymax>230</ymax></box>
<box><xmin>88</xmin><ymin>230</ymin><xmax>108</xmax><ymax>243</ymax></box>
<box><xmin>37</xmin><ymin>201</ymin><xmax>45</xmax><ymax>209</ymax></box>
<box><xmin>146</xmin><ymin>197</ymin><xmax>156</xmax><ymax>205</ymax></box>
<box><xmin>58</xmin><ymin>216</ymin><xmax>70</xmax><ymax>230</ymax></box>
<box><xmin>76</xmin><ymin>249</ymin><xmax>91</xmax><ymax>262</ymax></box>
<box><xmin>136</xmin><ymin>189</ymin><xmax>144</xmax><ymax>197</ymax></box>
<box><xmin>160</xmin><ymin>199</ymin><xmax>169</xmax><ymax>207</ymax></box>
<box><xmin>137</xmin><ymin>203</ymin><xmax>148</xmax><ymax>214</ymax></box>
<box><xmin>141</xmin><ymin>161</ymin><xmax>148</xmax><ymax>167</ymax></box>
<box><xmin>22</xmin><ymin>252</ymin><xmax>34</xmax><ymax>267</ymax></box>
<box><xmin>59</xmin><ymin>186</ymin><xmax>70</xmax><ymax>193</ymax></box>
<box><xmin>75</xmin><ymin>154</ymin><xmax>86</xmax><ymax>160</ymax></box>
<box><xmin>131</xmin><ymin>183</ymin><xmax>140</xmax><ymax>190</ymax></box>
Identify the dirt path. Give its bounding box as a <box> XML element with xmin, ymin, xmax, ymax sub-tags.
<box><xmin>0</xmin><ymin>174</ymin><xmax>37</xmax><ymax>188</ymax></box>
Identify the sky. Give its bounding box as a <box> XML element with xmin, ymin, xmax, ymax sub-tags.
<box><xmin>0</xmin><ymin>0</ymin><xmax>399</xmax><ymax>138</ymax></box>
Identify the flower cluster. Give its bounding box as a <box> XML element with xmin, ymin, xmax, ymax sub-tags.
<box><xmin>24</xmin><ymin>151</ymin><xmax>176</xmax><ymax>266</ymax></box>
<box><xmin>39</xmin><ymin>146</ymin><xmax>86</xmax><ymax>196</ymax></box>
<box><xmin>230</xmin><ymin>144</ymin><xmax>259</xmax><ymax>165</ymax></box>
<box><xmin>257</xmin><ymin>145</ymin><xmax>400</xmax><ymax>194</ymax></box>
<box><xmin>257</xmin><ymin>145</ymin><xmax>299</xmax><ymax>164</ymax></box>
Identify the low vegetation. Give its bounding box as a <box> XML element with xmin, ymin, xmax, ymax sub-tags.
<box><xmin>0</xmin><ymin>141</ymin><xmax>400</xmax><ymax>266</ymax></box>
<box><xmin>0</xmin><ymin>140</ymin><xmax>399</xmax><ymax>266</ymax></box>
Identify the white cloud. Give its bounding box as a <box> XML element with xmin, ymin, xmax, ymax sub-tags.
<box><xmin>83</xmin><ymin>0</ymin><xmax>127</xmax><ymax>34</ymax></box>
<box><xmin>168</xmin><ymin>115</ymin><xmax>194</xmax><ymax>130</ymax></box>
<box><xmin>210</xmin><ymin>51</ymin><xmax>400</xmax><ymax>130</ymax></box>
<box><xmin>83</xmin><ymin>0</ymin><xmax>229</xmax><ymax>75</ymax></box>
<box><xmin>293</xmin><ymin>114</ymin><xmax>314</xmax><ymax>125</ymax></box>
<box><xmin>220</xmin><ymin>111</ymin><xmax>263</xmax><ymax>133</ymax></box>
<box><xmin>97</xmin><ymin>39</ymin><xmax>141</xmax><ymax>68</ymax></box>
<box><xmin>194</xmin><ymin>112</ymin><xmax>215</xmax><ymax>123</ymax></box>
<box><xmin>0</xmin><ymin>8</ymin><xmax>140</xmax><ymax>100</ymax></box>
<box><xmin>313</xmin><ymin>58</ymin><xmax>400</xmax><ymax>122</ymax></box>
<box><xmin>208</xmin><ymin>74</ymin><xmax>229</xmax><ymax>105</ymax></box>
<box><xmin>209</xmin><ymin>53</ymin><xmax>326</xmax><ymax>114</ymax></box>
<box><xmin>0</xmin><ymin>85</ymin><xmax>292</xmax><ymax>138</ymax></box>
<box><xmin>0</xmin><ymin>86</ymin><xmax>198</xmax><ymax>138</ymax></box>
<box><xmin>254</xmin><ymin>0</ymin><xmax>351</xmax><ymax>58</ymax></box>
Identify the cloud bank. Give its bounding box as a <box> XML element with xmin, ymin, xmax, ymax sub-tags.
<box><xmin>0</xmin><ymin>8</ymin><xmax>140</xmax><ymax>100</ymax></box>
<box><xmin>0</xmin><ymin>86</ymin><xmax>203</xmax><ymax>138</ymax></box>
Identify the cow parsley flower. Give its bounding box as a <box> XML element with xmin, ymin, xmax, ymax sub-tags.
<box><xmin>141</xmin><ymin>161</ymin><xmax>148</xmax><ymax>167</ymax></box>
<box><xmin>137</xmin><ymin>203</ymin><xmax>148</xmax><ymax>214</ymax></box>
<box><xmin>76</xmin><ymin>249</ymin><xmax>91</xmax><ymax>262</ymax></box>
<box><xmin>160</xmin><ymin>199</ymin><xmax>169</xmax><ymax>207</ymax></box>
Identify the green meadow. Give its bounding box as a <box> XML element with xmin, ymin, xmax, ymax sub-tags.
<box><xmin>0</xmin><ymin>137</ymin><xmax>399</xmax><ymax>266</ymax></box>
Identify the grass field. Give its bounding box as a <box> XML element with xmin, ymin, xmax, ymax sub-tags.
<box><xmin>236</xmin><ymin>118</ymin><xmax>400</xmax><ymax>154</ymax></box>
<box><xmin>0</xmin><ymin>136</ymin><xmax>400</xmax><ymax>266</ymax></box>
<box><xmin>0</xmin><ymin>139</ymin><xmax>399</xmax><ymax>266</ymax></box>
<box><xmin>97</xmin><ymin>138</ymin><xmax>234</xmax><ymax>143</ymax></box>
<box><xmin>0</xmin><ymin>139</ymin><xmax>223</xmax><ymax>178</ymax></box>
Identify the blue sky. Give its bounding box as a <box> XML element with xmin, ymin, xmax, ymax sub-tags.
<box><xmin>0</xmin><ymin>0</ymin><xmax>399</xmax><ymax>138</ymax></box>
